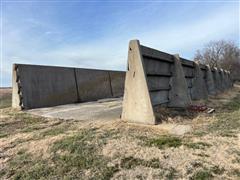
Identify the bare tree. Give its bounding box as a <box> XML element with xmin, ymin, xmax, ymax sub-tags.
<box><xmin>194</xmin><ymin>40</ymin><xmax>240</xmax><ymax>81</ymax></box>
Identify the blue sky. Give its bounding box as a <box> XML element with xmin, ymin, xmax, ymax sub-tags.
<box><xmin>1</xmin><ymin>1</ymin><xmax>239</xmax><ymax>87</ymax></box>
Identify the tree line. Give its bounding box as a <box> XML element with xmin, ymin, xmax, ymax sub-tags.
<box><xmin>194</xmin><ymin>40</ymin><xmax>240</xmax><ymax>82</ymax></box>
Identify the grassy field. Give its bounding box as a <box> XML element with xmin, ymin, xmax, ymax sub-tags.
<box><xmin>0</xmin><ymin>85</ymin><xmax>240</xmax><ymax>179</ymax></box>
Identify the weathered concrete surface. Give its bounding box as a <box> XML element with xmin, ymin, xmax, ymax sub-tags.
<box><xmin>213</xmin><ymin>68</ymin><xmax>222</xmax><ymax>93</ymax></box>
<box><xmin>121</xmin><ymin>40</ymin><xmax>155</xmax><ymax>125</ymax></box>
<box><xmin>12</xmin><ymin>64</ymin><xmax>21</xmax><ymax>109</ymax></box>
<box><xmin>168</xmin><ymin>55</ymin><xmax>192</xmax><ymax>107</ymax></box>
<box><xmin>141</xmin><ymin>45</ymin><xmax>172</xmax><ymax>106</ymax></box>
<box><xmin>75</xmin><ymin>69</ymin><xmax>112</xmax><ymax>102</ymax></box>
<box><xmin>109</xmin><ymin>71</ymin><xmax>125</xmax><ymax>97</ymax></box>
<box><xmin>191</xmin><ymin>62</ymin><xmax>208</xmax><ymax>100</ymax></box>
<box><xmin>205</xmin><ymin>65</ymin><xmax>216</xmax><ymax>96</ymax></box>
<box><xmin>227</xmin><ymin>71</ymin><xmax>233</xmax><ymax>88</ymax></box>
<box><xmin>28</xmin><ymin>98</ymin><xmax>122</xmax><ymax>121</ymax></box>
<box><xmin>222</xmin><ymin>70</ymin><xmax>228</xmax><ymax>91</ymax></box>
<box><xmin>14</xmin><ymin>64</ymin><xmax>79</xmax><ymax>109</ymax></box>
<box><xmin>219</xmin><ymin>69</ymin><xmax>225</xmax><ymax>91</ymax></box>
<box><xmin>12</xmin><ymin>64</ymin><xmax>125</xmax><ymax>109</ymax></box>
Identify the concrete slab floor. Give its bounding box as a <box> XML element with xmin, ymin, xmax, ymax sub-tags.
<box><xmin>27</xmin><ymin>98</ymin><xmax>123</xmax><ymax>121</ymax></box>
<box><xmin>27</xmin><ymin>97</ymin><xmax>192</xmax><ymax>135</ymax></box>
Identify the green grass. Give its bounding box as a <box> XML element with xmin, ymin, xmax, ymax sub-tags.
<box><xmin>50</xmin><ymin>128</ymin><xmax>123</xmax><ymax>179</ymax></box>
<box><xmin>232</xmin><ymin>169</ymin><xmax>240</xmax><ymax>177</ymax></box>
<box><xmin>185</xmin><ymin>142</ymin><xmax>211</xmax><ymax>150</ymax></box>
<box><xmin>39</xmin><ymin>124</ymin><xmax>69</xmax><ymax>137</ymax></box>
<box><xmin>190</xmin><ymin>166</ymin><xmax>225</xmax><ymax>180</ymax></box>
<box><xmin>1</xmin><ymin>128</ymin><xmax>120</xmax><ymax>180</ymax></box>
<box><xmin>120</xmin><ymin>156</ymin><xmax>161</xmax><ymax>169</ymax></box>
<box><xmin>0</xmin><ymin>93</ymin><xmax>11</xmax><ymax>109</ymax></box>
<box><xmin>194</xmin><ymin>94</ymin><xmax>240</xmax><ymax>137</ymax></box>
<box><xmin>165</xmin><ymin>167</ymin><xmax>177</xmax><ymax>180</ymax></box>
<box><xmin>0</xmin><ymin>111</ymin><xmax>47</xmax><ymax>137</ymax></box>
<box><xmin>0</xmin><ymin>149</ymin><xmax>43</xmax><ymax>179</ymax></box>
<box><xmin>145</xmin><ymin>136</ymin><xmax>182</xmax><ymax>149</ymax></box>
<box><xmin>191</xmin><ymin>169</ymin><xmax>213</xmax><ymax>180</ymax></box>
<box><xmin>0</xmin><ymin>133</ymin><xmax>8</xmax><ymax>139</ymax></box>
<box><xmin>7</xmin><ymin>151</ymin><xmax>54</xmax><ymax>180</ymax></box>
<box><xmin>193</xmin><ymin>153</ymin><xmax>210</xmax><ymax>158</ymax></box>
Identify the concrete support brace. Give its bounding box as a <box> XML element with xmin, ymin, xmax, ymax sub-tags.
<box><xmin>191</xmin><ymin>62</ymin><xmax>208</xmax><ymax>100</ymax></box>
<box><xmin>213</xmin><ymin>68</ymin><xmax>221</xmax><ymax>93</ymax></box>
<box><xmin>121</xmin><ymin>40</ymin><xmax>155</xmax><ymax>124</ymax></box>
<box><xmin>168</xmin><ymin>55</ymin><xmax>192</xmax><ymax>107</ymax></box>
<box><xmin>12</xmin><ymin>64</ymin><xmax>22</xmax><ymax>109</ymax></box>
<box><xmin>219</xmin><ymin>69</ymin><xmax>225</xmax><ymax>91</ymax></box>
<box><xmin>205</xmin><ymin>65</ymin><xmax>216</xmax><ymax>96</ymax></box>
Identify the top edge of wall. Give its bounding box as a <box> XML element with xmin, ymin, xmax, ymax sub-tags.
<box><xmin>137</xmin><ymin>40</ymin><xmax>210</xmax><ymax>70</ymax></box>
<box><xmin>13</xmin><ymin>63</ymin><xmax>126</xmax><ymax>73</ymax></box>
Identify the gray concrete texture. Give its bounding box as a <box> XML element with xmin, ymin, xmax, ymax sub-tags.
<box><xmin>205</xmin><ymin>65</ymin><xmax>216</xmax><ymax>95</ymax></box>
<box><xmin>12</xmin><ymin>39</ymin><xmax>233</xmax><ymax>125</ymax></box>
<box><xmin>12</xmin><ymin>64</ymin><xmax>125</xmax><ymax>109</ymax></box>
<box><xmin>121</xmin><ymin>40</ymin><xmax>233</xmax><ymax>124</ymax></box>
<box><xmin>191</xmin><ymin>62</ymin><xmax>208</xmax><ymax>100</ymax></box>
<box><xmin>168</xmin><ymin>55</ymin><xmax>191</xmax><ymax>107</ymax></box>
<box><xmin>121</xmin><ymin>40</ymin><xmax>156</xmax><ymax>125</ymax></box>
<box><xmin>212</xmin><ymin>68</ymin><xmax>222</xmax><ymax>93</ymax></box>
<box><xmin>28</xmin><ymin>98</ymin><xmax>122</xmax><ymax>121</ymax></box>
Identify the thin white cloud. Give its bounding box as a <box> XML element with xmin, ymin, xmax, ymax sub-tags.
<box><xmin>2</xmin><ymin>3</ymin><xmax>238</xmax><ymax>86</ymax></box>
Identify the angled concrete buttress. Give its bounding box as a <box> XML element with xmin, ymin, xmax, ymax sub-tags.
<box><xmin>225</xmin><ymin>71</ymin><xmax>230</xmax><ymax>89</ymax></box>
<box><xmin>205</xmin><ymin>65</ymin><xmax>216</xmax><ymax>96</ymax></box>
<box><xmin>219</xmin><ymin>69</ymin><xmax>225</xmax><ymax>91</ymax></box>
<box><xmin>213</xmin><ymin>68</ymin><xmax>221</xmax><ymax>93</ymax></box>
<box><xmin>222</xmin><ymin>70</ymin><xmax>228</xmax><ymax>91</ymax></box>
<box><xmin>191</xmin><ymin>62</ymin><xmax>208</xmax><ymax>100</ymax></box>
<box><xmin>12</xmin><ymin>64</ymin><xmax>21</xmax><ymax>109</ymax></box>
<box><xmin>121</xmin><ymin>40</ymin><xmax>156</xmax><ymax>125</ymax></box>
<box><xmin>227</xmin><ymin>71</ymin><xmax>232</xmax><ymax>88</ymax></box>
<box><xmin>168</xmin><ymin>55</ymin><xmax>192</xmax><ymax>107</ymax></box>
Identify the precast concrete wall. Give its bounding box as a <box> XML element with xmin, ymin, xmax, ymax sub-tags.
<box><xmin>122</xmin><ymin>40</ymin><xmax>233</xmax><ymax>125</ymax></box>
<box><xmin>12</xmin><ymin>64</ymin><xmax>125</xmax><ymax>109</ymax></box>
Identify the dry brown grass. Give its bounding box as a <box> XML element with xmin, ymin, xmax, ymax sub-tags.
<box><xmin>0</xmin><ymin>85</ymin><xmax>239</xmax><ymax>179</ymax></box>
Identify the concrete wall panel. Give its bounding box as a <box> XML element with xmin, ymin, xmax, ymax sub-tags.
<box><xmin>147</xmin><ymin>76</ymin><xmax>170</xmax><ymax>91</ymax></box>
<box><xmin>12</xmin><ymin>64</ymin><xmax>125</xmax><ymax>109</ymax></box>
<box><xmin>150</xmin><ymin>91</ymin><xmax>169</xmax><ymax>106</ymax></box>
<box><xmin>182</xmin><ymin>66</ymin><xmax>194</xmax><ymax>78</ymax></box>
<box><xmin>109</xmin><ymin>71</ymin><xmax>125</xmax><ymax>97</ymax></box>
<box><xmin>186</xmin><ymin>78</ymin><xmax>193</xmax><ymax>88</ymax></box>
<box><xmin>144</xmin><ymin>59</ymin><xmax>172</xmax><ymax>75</ymax></box>
<box><xmin>15</xmin><ymin>64</ymin><xmax>78</xmax><ymax>109</ymax></box>
<box><xmin>75</xmin><ymin>69</ymin><xmax>112</xmax><ymax>102</ymax></box>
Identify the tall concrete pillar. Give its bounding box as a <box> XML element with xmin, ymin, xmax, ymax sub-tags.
<box><xmin>223</xmin><ymin>70</ymin><xmax>228</xmax><ymax>90</ymax></box>
<box><xmin>213</xmin><ymin>68</ymin><xmax>221</xmax><ymax>94</ymax></box>
<box><xmin>121</xmin><ymin>40</ymin><xmax>155</xmax><ymax>124</ymax></box>
<box><xmin>205</xmin><ymin>65</ymin><xmax>216</xmax><ymax>95</ymax></box>
<box><xmin>219</xmin><ymin>69</ymin><xmax>225</xmax><ymax>91</ymax></box>
<box><xmin>191</xmin><ymin>62</ymin><xmax>208</xmax><ymax>100</ymax></box>
<box><xmin>12</xmin><ymin>64</ymin><xmax>22</xmax><ymax>109</ymax></box>
<box><xmin>168</xmin><ymin>55</ymin><xmax>191</xmax><ymax>107</ymax></box>
<box><xmin>228</xmin><ymin>71</ymin><xmax>233</xmax><ymax>88</ymax></box>
<box><xmin>227</xmin><ymin>71</ymin><xmax>232</xmax><ymax>88</ymax></box>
